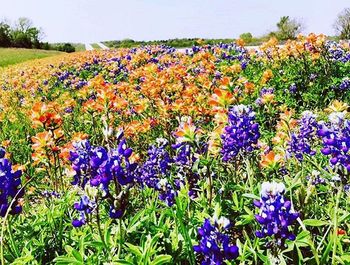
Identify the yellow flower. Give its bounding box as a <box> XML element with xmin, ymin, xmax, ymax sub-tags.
<box><xmin>325</xmin><ymin>100</ymin><xmax>349</xmax><ymax>113</ymax></box>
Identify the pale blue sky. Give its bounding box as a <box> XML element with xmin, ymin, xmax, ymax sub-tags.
<box><xmin>0</xmin><ymin>0</ymin><xmax>349</xmax><ymax>43</ymax></box>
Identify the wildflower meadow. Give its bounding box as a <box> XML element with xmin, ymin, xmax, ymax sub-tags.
<box><xmin>0</xmin><ymin>34</ymin><xmax>350</xmax><ymax>264</ymax></box>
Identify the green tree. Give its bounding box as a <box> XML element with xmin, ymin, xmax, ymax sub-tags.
<box><xmin>0</xmin><ymin>21</ymin><xmax>12</xmax><ymax>47</ymax></box>
<box><xmin>239</xmin><ymin>32</ymin><xmax>253</xmax><ymax>43</ymax></box>
<box><xmin>276</xmin><ymin>16</ymin><xmax>303</xmax><ymax>40</ymax></box>
<box><xmin>334</xmin><ymin>8</ymin><xmax>350</xmax><ymax>39</ymax></box>
<box><xmin>11</xmin><ymin>17</ymin><xmax>42</xmax><ymax>48</ymax></box>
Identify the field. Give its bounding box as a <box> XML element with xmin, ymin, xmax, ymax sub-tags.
<box><xmin>0</xmin><ymin>34</ymin><xmax>350</xmax><ymax>264</ymax></box>
<box><xmin>91</xmin><ymin>43</ymin><xmax>102</xmax><ymax>50</ymax></box>
<box><xmin>0</xmin><ymin>48</ymin><xmax>63</xmax><ymax>67</ymax></box>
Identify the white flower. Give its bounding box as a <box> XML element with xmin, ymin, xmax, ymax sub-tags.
<box><xmin>311</xmin><ymin>170</ymin><xmax>320</xmax><ymax>177</ymax></box>
<box><xmin>261</xmin><ymin>181</ymin><xmax>285</xmax><ymax>198</ymax></box>
<box><xmin>156</xmin><ymin>138</ymin><xmax>168</xmax><ymax>147</ymax></box>
<box><xmin>157</xmin><ymin>178</ymin><xmax>168</xmax><ymax>190</ymax></box>
<box><xmin>301</xmin><ymin>111</ymin><xmax>317</xmax><ymax>120</ymax></box>
<box><xmin>214</xmin><ymin>216</ymin><xmax>230</xmax><ymax>229</ymax></box>
<box><xmin>329</xmin><ymin>112</ymin><xmax>346</xmax><ymax>126</ymax></box>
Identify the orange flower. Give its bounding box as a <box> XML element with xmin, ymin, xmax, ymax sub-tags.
<box><xmin>260</xmin><ymin>151</ymin><xmax>284</xmax><ymax>169</ymax></box>
<box><xmin>31</xmin><ymin>131</ymin><xmax>54</xmax><ymax>150</ymax></box>
<box><xmin>244</xmin><ymin>82</ymin><xmax>255</xmax><ymax>94</ymax></box>
<box><xmin>261</xmin><ymin>69</ymin><xmax>273</xmax><ymax>84</ymax></box>
<box><xmin>209</xmin><ymin>88</ymin><xmax>235</xmax><ymax>109</ymax></box>
<box><xmin>236</xmin><ymin>38</ymin><xmax>245</xmax><ymax>47</ymax></box>
<box><xmin>174</xmin><ymin>117</ymin><xmax>200</xmax><ymax>143</ymax></box>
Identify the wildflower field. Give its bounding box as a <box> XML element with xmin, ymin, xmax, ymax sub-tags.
<box><xmin>1</xmin><ymin>34</ymin><xmax>350</xmax><ymax>264</ymax></box>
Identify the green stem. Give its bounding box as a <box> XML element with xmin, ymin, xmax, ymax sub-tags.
<box><xmin>175</xmin><ymin>199</ymin><xmax>195</xmax><ymax>265</ymax></box>
<box><xmin>7</xmin><ymin>217</ymin><xmax>19</xmax><ymax>257</ymax></box>
<box><xmin>331</xmin><ymin>187</ymin><xmax>341</xmax><ymax>265</ymax></box>
<box><xmin>95</xmin><ymin>201</ymin><xmax>109</xmax><ymax>254</ymax></box>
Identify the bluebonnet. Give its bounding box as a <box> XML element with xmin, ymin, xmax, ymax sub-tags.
<box><xmin>339</xmin><ymin>78</ymin><xmax>350</xmax><ymax>91</ymax></box>
<box><xmin>193</xmin><ymin>216</ymin><xmax>239</xmax><ymax>264</ymax></box>
<box><xmin>254</xmin><ymin>182</ymin><xmax>299</xmax><ymax>247</ymax></box>
<box><xmin>70</xmin><ymin>134</ymin><xmax>138</xmax><ymax>227</ymax></box>
<box><xmin>137</xmin><ymin>138</ymin><xmax>176</xmax><ymax>206</ymax></box>
<box><xmin>0</xmin><ymin>148</ymin><xmax>24</xmax><ymax>217</ymax></box>
<box><xmin>326</xmin><ymin>41</ymin><xmax>350</xmax><ymax>63</ymax></box>
<box><xmin>138</xmin><ymin>137</ymin><xmax>203</xmax><ymax>205</ymax></box>
<box><xmin>288</xmin><ymin>111</ymin><xmax>318</xmax><ymax>161</ymax></box>
<box><xmin>42</xmin><ymin>190</ymin><xmax>61</xmax><ymax>199</ymax></box>
<box><xmin>318</xmin><ymin>112</ymin><xmax>350</xmax><ymax>172</ymax></box>
<box><xmin>172</xmin><ymin>142</ymin><xmax>202</xmax><ymax>199</ymax></box>
<box><xmin>306</xmin><ymin>170</ymin><xmax>326</xmax><ymax>186</ymax></box>
<box><xmin>289</xmin><ymin>83</ymin><xmax>297</xmax><ymax>94</ymax></box>
<box><xmin>221</xmin><ymin>105</ymin><xmax>260</xmax><ymax>162</ymax></box>
<box><xmin>72</xmin><ymin>194</ymin><xmax>96</xmax><ymax>227</ymax></box>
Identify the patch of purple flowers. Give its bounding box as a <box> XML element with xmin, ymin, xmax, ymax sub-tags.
<box><xmin>193</xmin><ymin>216</ymin><xmax>239</xmax><ymax>264</ymax></box>
<box><xmin>221</xmin><ymin>105</ymin><xmax>260</xmax><ymax>162</ymax></box>
<box><xmin>0</xmin><ymin>148</ymin><xmax>24</xmax><ymax>217</ymax></box>
<box><xmin>318</xmin><ymin>112</ymin><xmax>350</xmax><ymax>172</ymax></box>
<box><xmin>287</xmin><ymin>111</ymin><xmax>318</xmax><ymax>161</ymax></box>
<box><xmin>137</xmin><ymin>138</ymin><xmax>177</xmax><ymax>206</ymax></box>
<box><xmin>254</xmin><ymin>181</ymin><xmax>299</xmax><ymax>248</ymax></box>
<box><xmin>69</xmin><ymin>134</ymin><xmax>138</xmax><ymax>227</ymax></box>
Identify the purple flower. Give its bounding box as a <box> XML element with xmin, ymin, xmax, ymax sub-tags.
<box><xmin>0</xmin><ymin>153</ymin><xmax>23</xmax><ymax>217</ymax></box>
<box><xmin>70</xmin><ymin>135</ymin><xmax>138</xmax><ymax>226</ymax></box>
<box><xmin>137</xmin><ymin>139</ymin><xmax>176</xmax><ymax>206</ymax></box>
<box><xmin>289</xmin><ymin>83</ymin><xmax>297</xmax><ymax>94</ymax></box>
<box><xmin>254</xmin><ymin>181</ymin><xmax>299</xmax><ymax>247</ymax></box>
<box><xmin>287</xmin><ymin>111</ymin><xmax>318</xmax><ymax>161</ymax></box>
<box><xmin>339</xmin><ymin>78</ymin><xmax>350</xmax><ymax>90</ymax></box>
<box><xmin>318</xmin><ymin>112</ymin><xmax>350</xmax><ymax>172</ymax></box>
<box><xmin>194</xmin><ymin>217</ymin><xmax>239</xmax><ymax>264</ymax></box>
<box><xmin>221</xmin><ymin>105</ymin><xmax>260</xmax><ymax>162</ymax></box>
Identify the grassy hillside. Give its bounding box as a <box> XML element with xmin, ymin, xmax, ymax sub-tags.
<box><xmin>91</xmin><ymin>43</ymin><xmax>102</xmax><ymax>50</ymax></box>
<box><xmin>0</xmin><ymin>48</ymin><xmax>63</xmax><ymax>67</ymax></box>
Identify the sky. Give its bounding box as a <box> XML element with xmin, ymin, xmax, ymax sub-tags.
<box><xmin>0</xmin><ymin>0</ymin><xmax>349</xmax><ymax>43</ymax></box>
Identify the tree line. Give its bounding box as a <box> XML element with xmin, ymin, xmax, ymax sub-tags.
<box><xmin>1</xmin><ymin>8</ymin><xmax>350</xmax><ymax>52</ymax></box>
<box><xmin>107</xmin><ymin>8</ymin><xmax>350</xmax><ymax>49</ymax></box>
<box><xmin>0</xmin><ymin>17</ymin><xmax>75</xmax><ymax>52</ymax></box>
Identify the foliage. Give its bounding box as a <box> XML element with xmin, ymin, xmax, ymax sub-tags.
<box><xmin>276</xmin><ymin>16</ymin><xmax>303</xmax><ymax>40</ymax></box>
<box><xmin>0</xmin><ymin>34</ymin><xmax>349</xmax><ymax>264</ymax></box>
<box><xmin>334</xmin><ymin>8</ymin><xmax>350</xmax><ymax>39</ymax></box>
<box><xmin>0</xmin><ymin>17</ymin><xmax>75</xmax><ymax>53</ymax></box>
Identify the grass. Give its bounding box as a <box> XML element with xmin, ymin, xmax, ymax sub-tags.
<box><xmin>0</xmin><ymin>48</ymin><xmax>63</xmax><ymax>67</ymax></box>
<box><xmin>73</xmin><ymin>43</ymin><xmax>86</xmax><ymax>52</ymax></box>
<box><xmin>91</xmin><ymin>43</ymin><xmax>102</xmax><ymax>50</ymax></box>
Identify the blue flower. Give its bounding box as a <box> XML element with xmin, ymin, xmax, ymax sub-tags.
<box><xmin>194</xmin><ymin>217</ymin><xmax>239</xmax><ymax>264</ymax></box>
<box><xmin>70</xmin><ymin>136</ymin><xmax>138</xmax><ymax>226</ymax></box>
<box><xmin>318</xmin><ymin>112</ymin><xmax>350</xmax><ymax>172</ymax></box>
<box><xmin>254</xmin><ymin>181</ymin><xmax>299</xmax><ymax>247</ymax></box>
<box><xmin>287</xmin><ymin>111</ymin><xmax>318</xmax><ymax>161</ymax></box>
<box><xmin>221</xmin><ymin>105</ymin><xmax>260</xmax><ymax>162</ymax></box>
<box><xmin>0</xmin><ymin>153</ymin><xmax>23</xmax><ymax>217</ymax></box>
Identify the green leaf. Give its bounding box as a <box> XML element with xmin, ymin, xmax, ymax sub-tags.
<box><xmin>341</xmin><ymin>254</ymin><xmax>350</xmax><ymax>262</ymax></box>
<box><xmin>125</xmin><ymin>242</ymin><xmax>142</xmax><ymax>258</ymax></box>
<box><xmin>72</xmin><ymin>249</ymin><xmax>83</xmax><ymax>262</ymax></box>
<box><xmin>151</xmin><ymin>255</ymin><xmax>172</xmax><ymax>265</ymax></box>
<box><xmin>242</xmin><ymin>193</ymin><xmax>260</xmax><ymax>200</ymax></box>
<box><xmin>112</xmin><ymin>260</ymin><xmax>135</xmax><ymax>265</ymax></box>
<box><xmin>54</xmin><ymin>257</ymin><xmax>83</xmax><ymax>265</ymax></box>
<box><xmin>295</xmin><ymin>230</ymin><xmax>311</xmax><ymax>248</ymax></box>
<box><xmin>303</xmin><ymin>219</ymin><xmax>329</xmax><ymax>227</ymax></box>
